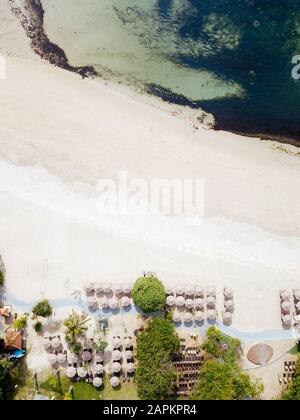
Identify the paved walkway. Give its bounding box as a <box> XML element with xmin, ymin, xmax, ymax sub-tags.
<box><xmin>5</xmin><ymin>292</ymin><xmax>300</xmax><ymax>344</ymax></box>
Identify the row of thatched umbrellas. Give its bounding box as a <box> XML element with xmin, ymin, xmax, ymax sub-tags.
<box><xmin>165</xmin><ymin>285</ymin><xmax>216</xmax><ymax>298</ymax></box>
<box><xmin>85</xmin><ymin>283</ymin><xmax>132</xmax><ymax>297</ymax></box>
<box><xmin>280</xmin><ymin>289</ymin><xmax>300</xmax><ymax>327</ymax></box>
<box><xmin>87</xmin><ymin>295</ymin><xmax>132</xmax><ymax>310</ymax></box>
<box><xmin>172</xmin><ymin>309</ymin><xmax>217</xmax><ymax>323</ymax></box>
<box><xmin>223</xmin><ymin>287</ymin><xmax>234</xmax><ymax>324</ymax></box>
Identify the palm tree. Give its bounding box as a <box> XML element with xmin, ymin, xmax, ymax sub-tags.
<box><xmin>63</xmin><ymin>310</ymin><xmax>90</xmax><ymax>342</ymax></box>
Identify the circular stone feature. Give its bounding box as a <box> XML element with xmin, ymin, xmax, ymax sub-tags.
<box><xmin>247</xmin><ymin>343</ymin><xmax>274</xmax><ymax>366</ymax></box>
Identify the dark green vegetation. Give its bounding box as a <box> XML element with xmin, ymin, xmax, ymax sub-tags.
<box><xmin>34</xmin><ymin>321</ymin><xmax>43</xmax><ymax>333</ymax></box>
<box><xmin>132</xmin><ymin>276</ymin><xmax>166</xmax><ymax>313</ymax></box>
<box><xmin>0</xmin><ymin>357</ymin><xmax>13</xmax><ymax>400</ymax></box>
<box><xmin>32</xmin><ymin>300</ymin><xmax>53</xmax><ymax>318</ymax></box>
<box><xmin>136</xmin><ymin>317</ymin><xmax>179</xmax><ymax>400</ymax></box>
<box><xmin>281</xmin><ymin>354</ymin><xmax>300</xmax><ymax>400</ymax></box>
<box><xmin>0</xmin><ymin>270</ymin><xmax>4</xmax><ymax>287</ymax></box>
<box><xmin>191</xmin><ymin>327</ymin><xmax>263</xmax><ymax>400</ymax></box>
<box><xmin>64</xmin><ymin>310</ymin><xmax>90</xmax><ymax>353</ymax></box>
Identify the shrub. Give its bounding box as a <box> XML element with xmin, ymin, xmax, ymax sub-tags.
<box><xmin>0</xmin><ymin>271</ymin><xmax>4</xmax><ymax>287</ymax></box>
<box><xmin>34</xmin><ymin>321</ymin><xmax>42</xmax><ymax>333</ymax></box>
<box><xmin>13</xmin><ymin>315</ymin><xmax>27</xmax><ymax>330</ymax></box>
<box><xmin>132</xmin><ymin>276</ymin><xmax>166</xmax><ymax>313</ymax></box>
<box><xmin>32</xmin><ymin>300</ymin><xmax>53</xmax><ymax>318</ymax></box>
<box><xmin>136</xmin><ymin>317</ymin><xmax>180</xmax><ymax>400</ymax></box>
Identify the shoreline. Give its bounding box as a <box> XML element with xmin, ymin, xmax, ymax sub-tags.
<box><xmin>9</xmin><ymin>0</ymin><xmax>300</xmax><ymax>148</ymax></box>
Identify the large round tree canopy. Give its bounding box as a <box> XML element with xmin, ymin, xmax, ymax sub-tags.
<box><xmin>132</xmin><ymin>276</ymin><xmax>166</xmax><ymax>313</ymax></box>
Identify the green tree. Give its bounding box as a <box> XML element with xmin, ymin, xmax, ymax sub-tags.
<box><xmin>32</xmin><ymin>300</ymin><xmax>53</xmax><ymax>318</ymax></box>
<box><xmin>192</xmin><ymin>327</ymin><xmax>263</xmax><ymax>400</ymax></box>
<box><xmin>92</xmin><ymin>340</ymin><xmax>108</xmax><ymax>353</ymax></box>
<box><xmin>132</xmin><ymin>276</ymin><xmax>166</xmax><ymax>313</ymax></box>
<box><xmin>281</xmin><ymin>354</ymin><xmax>300</xmax><ymax>400</ymax></box>
<box><xmin>136</xmin><ymin>317</ymin><xmax>180</xmax><ymax>400</ymax></box>
<box><xmin>13</xmin><ymin>315</ymin><xmax>27</xmax><ymax>330</ymax></box>
<box><xmin>0</xmin><ymin>357</ymin><xmax>13</xmax><ymax>400</ymax></box>
<box><xmin>64</xmin><ymin>310</ymin><xmax>90</xmax><ymax>342</ymax></box>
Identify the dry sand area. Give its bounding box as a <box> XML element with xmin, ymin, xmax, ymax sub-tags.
<box><xmin>0</xmin><ymin>2</ymin><xmax>300</xmax><ymax>333</ymax></box>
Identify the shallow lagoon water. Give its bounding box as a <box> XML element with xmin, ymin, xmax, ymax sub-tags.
<box><xmin>42</xmin><ymin>0</ymin><xmax>300</xmax><ymax>142</ymax></box>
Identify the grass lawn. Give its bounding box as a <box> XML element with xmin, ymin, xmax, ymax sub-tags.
<box><xmin>15</xmin><ymin>372</ymin><xmax>139</xmax><ymax>400</ymax></box>
<box><xmin>289</xmin><ymin>344</ymin><xmax>300</xmax><ymax>355</ymax></box>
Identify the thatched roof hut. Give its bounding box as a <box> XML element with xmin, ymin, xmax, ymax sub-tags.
<box><xmin>175</xmin><ymin>285</ymin><xmax>185</xmax><ymax>296</ymax></box>
<box><xmin>95</xmin><ymin>353</ymin><xmax>104</xmax><ymax>363</ymax></box>
<box><xmin>94</xmin><ymin>364</ymin><xmax>104</xmax><ymax>375</ymax></box>
<box><xmin>93</xmin><ymin>377</ymin><xmax>103</xmax><ymax>388</ymax></box>
<box><xmin>66</xmin><ymin>366</ymin><xmax>77</xmax><ymax>378</ymax></box>
<box><xmin>223</xmin><ymin>311</ymin><xmax>232</xmax><ymax>324</ymax></box>
<box><xmin>172</xmin><ymin>311</ymin><xmax>181</xmax><ymax>323</ymax></box>
<box><xmin>125</xmin><ymin>350</ymin><xmax>133</xmax><ymax>360</ymax></box>
<box><xmin>282</xmin><ymin>314</ymin><xmax>292</xmax><ymax>326</ymax></box>
<box><xmin>176</xmin><ymin>296</ymin><xmax>185</xmax><ymax>307</ymax></box>
<box><xmin>58</xmin><ymin>353</ymin><xmax>67</xmax><ymax>364</ymax></box>
<box><xmin>120</xmin><ymin>296</ymin><xmax>131</xmax><ymax>308</ymax></box>
<box><xmin>185</xmin><ymin>286</ymin><xmax>194</xmax><ymax>297</ymax></box>
<box><xmin>114</xmin><ymin>284</ymin><xmax>123</xmax><ymax>295</ymax></box>
<box><xmin>112</xmin><ymin>350</ymin><xmax>122</xmax><ymax>361</ymax></box>
<box><xmin>207</xmin><ymin>309</ymin><xmax>217</xmax><ymax>320</ymax></box>
<box><xmin>124</xmin><ymin>338</ymin><xmax>133</xmax><ymax>349</ymax></box>
<box><xmin>224</xmin><ymin>299</ymin><xmax>234</xmax><ymax>311</ymax></box>
<box><xmin>126</xmin><ymin>363</ymin><xmax>135</xmax><ymax>373</ymax></box>
<box><xmin>122</xmin><ymin>284</ymin><xmax>132</xmax><ymax>295</ymax></box>
<box><xmin>206</xmin><ymin>296</ymin><xmax>216</xmax><ymax>308</ymax></box>
<box><xmin>51</xmin><ymin>337</ymin><xmax>61</xmax><ymax>350</ymax></box>
<box><xmin>183</xmin><ymin>312</ymin><xmax>193</xmax><ymax>323</ymax></box>
<box><xmin>103</xmin><ymin>282</ymin><xmax>113</xmax><ymax>294</ymax></box>
<box><xmin>87</xmin><ymin>296</ymin><xmax>98</xmax><ymax>310</ymax></box>
<box><xmin>294</xmin><ymin>289</ymin><xmax>300</xmax><ymax>302</ymax></box>
<box><xmin>280</xmin><ymin>289</ymin><xmax>290</xmax><ymax>301</ymax></box>
<box><xmin>281</xmin><ymin>300</ymin><xmax>291</xmax><ymax>313</ymax></box>
<box><xmin>77</xmin><ymin>367</ymin><xmax>88</xmax><ymax>378</ymax></box>
<box><xmin>48</xmin><ymin>353</ymin><xmax>58</xmax><ymax>365</ymax></box>
<box><xmin>113</xmin><ymin>337</ymin><xmax>122</xmax><ymax>349</ymax></box>
<box><xmin>224</xmin><ymin>287</ymin><xmax>233</xmax><ymax>300</ymax></box>
<box><xmin>85</xmin><ymin>284</ymin><xmax>95</xmax><ymax>296</ymax></box>
<box><xmin>194</xmin><ymin>298</ymin><xmax>204</xmax><ymax>309</ymax></box>
<box><xmin>94</xmin><ymin>283</ymin><xmax>103</xmax><ymax>295</ymax></box>
<box><xmin>69</xmin><ymin>353</ymin><xmax>79</xmax><ymax>364</ymax></box>
<box><xmin>112</xmin><ymin>362</ymin><xmax>121</xmax><ymax>373</ymax></box>
<box><xmin>109</xmin><ymin>297</ymin><xmax>119</xmax><ymax>310</ymax></box>
<box><xmin>82</xmin><ymin>351</ymin><xmax>92</xmax><ymax>362</ymax></box>
<box><xmin>43</xmin><ymin>338</ymin><xmax>51</xmax><ymax>350</ymax></box>
<box><xmin>99</xmin><ymin>296</ymin><xmax>109</xmax><ymax>308</ymax></box>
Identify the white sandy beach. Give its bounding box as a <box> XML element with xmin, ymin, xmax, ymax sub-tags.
<box><xmin>0</xmin><ymin>2</ymin><xmax>300</xmax><ymax>334</ymax></box>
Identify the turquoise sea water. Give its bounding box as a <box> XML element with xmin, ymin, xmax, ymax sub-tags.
<box><xmin>42</xmin><ymin>0</ymin><xmax>300</xmax><ymax>143</ymax></box>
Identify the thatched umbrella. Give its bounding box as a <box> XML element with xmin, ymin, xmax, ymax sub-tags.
<box><xmin>183</xmin><ymin>312</ymin><xmax>193</xmax><ymax>323</ymax></box>
<box><xmin>185</xmin><ymin>299</ymin><xmax>194</xmax><ymax>310</ymax></box>
<box><xmin>94</xmin><ymin>364</ymin><xmax>104</xmax><ymax>375</ymax></box>
<box><xmin>175</xmin><ymin>285</ymin><xmax>185</xmax><ymax>296</ymax></box>
<box><xmin>112</xmin><ymin>350</ymin><xmax>122</xmax><ymax>361</ymax></box>
<box><xmin>109</xmin><ymin>297</ymin><xmax>119</xmax><ymax>310</ymax></box>
<box><xmin>124</xmin><ymin>338</ymin><xmax>133</xmax><ymax>349</ymax></box>
<box><xmin>82</xmin><ymin>351</ymin><xmax>92</xmax><ymax>362</ymax></box>
<box><xmin>87</xmin><ymin>296</ymin><xmax>98</xmax><ymax>310</ymax></box>
<box><xmin>58</xmin><ymin>353</ymin><xmax>67</xmax><ymax>364</ymax></box>
<box><xmin>126</xmin><ymin>363</ymin><xmax>135</xmax><ymax>373</ymax></box>
<box><xmin>206</xmin><ymin>296</ymin><xmax>216</xmax><ymax>308</ymax></box>
<box><xmin>194</xmin><ymin>286</ymin><xmax>204</xmax><ymax>298</ymax></box>
<box><xmin>125</xmin><ymin>350</ymin><xmax>133</xmax><ymax>360</ymax></box>
<box><xmin>103</xmin><ymin>282</ymin><xmax>113</xmax><ymax>294</ymax></box>
<box><xmin>113</xmin><ymin>337</ymin><xmax>122</xmax><ymax>349</ymax></box>
<box><xmin>114</xmin><ymin>284</ymin><xmax>123</xmax><ymax>296</ymax></box>
<box><xmin>69</xmin><ymin>353</ymin><xmax>79</xmax><ymax>364</ymax></box>
<box><xmin>223</xmin><ymin>312</ymin><xmax>232</xmax><ymax>324</ymax></box>
<box><xmin>94</xmin><ymin>283</ymin><xmax>103</xmax><ymax>295</ymax></box>
<box><xmin>194</xmin><ymin>311</ymin><xmax>204</xmax><ymax>322</ymax></box>
<box><xmin>84</xmin><ymin>338</ymin><xmax>94</xmax><ymax>350</ymax></box>
<box><xmin>110</xmin><ymin>376</ymin><xmax>120</xmax><ymax>387</ymax></box>
<box><xmin>281</xmin><ymin>300</ymin><xmax>291</xmax><ymax>313</ymax></box>
<box><xmin>43</xmin><ymin>338</ymin><xmax>51</xmax><ymax>350</ymax></box>
<box><xmin>172</xmin><ymin>311</ymin><xmax>181</xmax><ymax>323</ymax></box>
<box><xmin>51</xmin><ymin>337</ymin><xmax>61</xmax><ymax>350</ymax></box>
<box><xmin>122</xmin><ymin>284</ymin><xmax>132</xmax><ymax>295</ymax></box>
<box><xmin>166</xmin><ymin>295</ymin><xmax>176</xmax><ymax>307</ymax></box>
<box><xmin>296</xmin><ymin>302</ymin><xmax>300</xmax><ymax>312</ymax></box>
<box><xmin>207</xmin><ymin>309</ymin><xmax>217</xmax><ymax>320</ymax></box>
<box><xmin>176</xmin><ymin>296</ymin><xmax>185</xmax><ymax>307</ymax></box>
<box><xmin>99</xmin><ymin>296</ymin><xmax>109</xmax><ymax>308</ymax></box>
<box><xmin>48</xmin><ymin>353</ymin><xmax>58</xmax><ymax>365</ymax></box>
<box><xmin>224</xmin><ymin>287</ymin><xmax>233</xmax><ymax>300</ymax></box>
<box><xmin>294</xmin><ymin>315</ymin><xmax>300</xmax><ymax>325</ymax></box>
<box><xmin>85</xmin><ymin>284</ymin><xmax>95</xmax><ymax>296</ymax></box>
<box><xmin>206</xmin><ymin>286</ymin><xmax>216</xmax><ymax>297</ymax></box>
<box><xmin>294</xmin><ymin>289</ymin><xmax>300</xmax><ymax>302</ymax></box>
<box><xmin>120</xmin><ymin>296</ymin><xmax>131</xmax><ymax>308</ymax></box>
<box><xmin>77</xmin><ymin>367</ymin><xmax>88</xmax><ymax>378</ymax></box>
<box><xmin>194</xmin><ymin>298</ymin><xmax>204</xmax><ymax>310</ymax></box>
<box><xmin>112</xmin><ymin>362</ymin><xmax>121</xmax><ymax>373</ymax></box>
<box><xmin>280</xmin><ymin>290</ymin><xmax>290</xmax><ymax>301</ymax></box>
<box><xmin>93</xmin><ymin>377</ymin><xmax>103</xmax><ymax>388</ymax></box>
<box><xmin>224</xmin><ymin>300</ymin><xmax>234</xmax><ymax>311</ymax></box>
<box><xmin>282</xmin><ymin>314</ymin><xmax>292</xmax><ymax>326</ymax></box>
<box><xmin>95</xmin><ymin>353</ymin><xmax>104</xmax><ymax>363</ymax></box>
<box><xmin>185</xmin><ymin>286</ymin><xmax>194</xmax><ymax>297</ymax></box>
<box><xmin>66</xmin><ymin>366</ymin><xmax>77</xmax><ymax>378</ymax></box>
<box><xmin>165</xmin><ymin>287</ymin><xmax>174</xmax><ymax>296</ymax></box>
